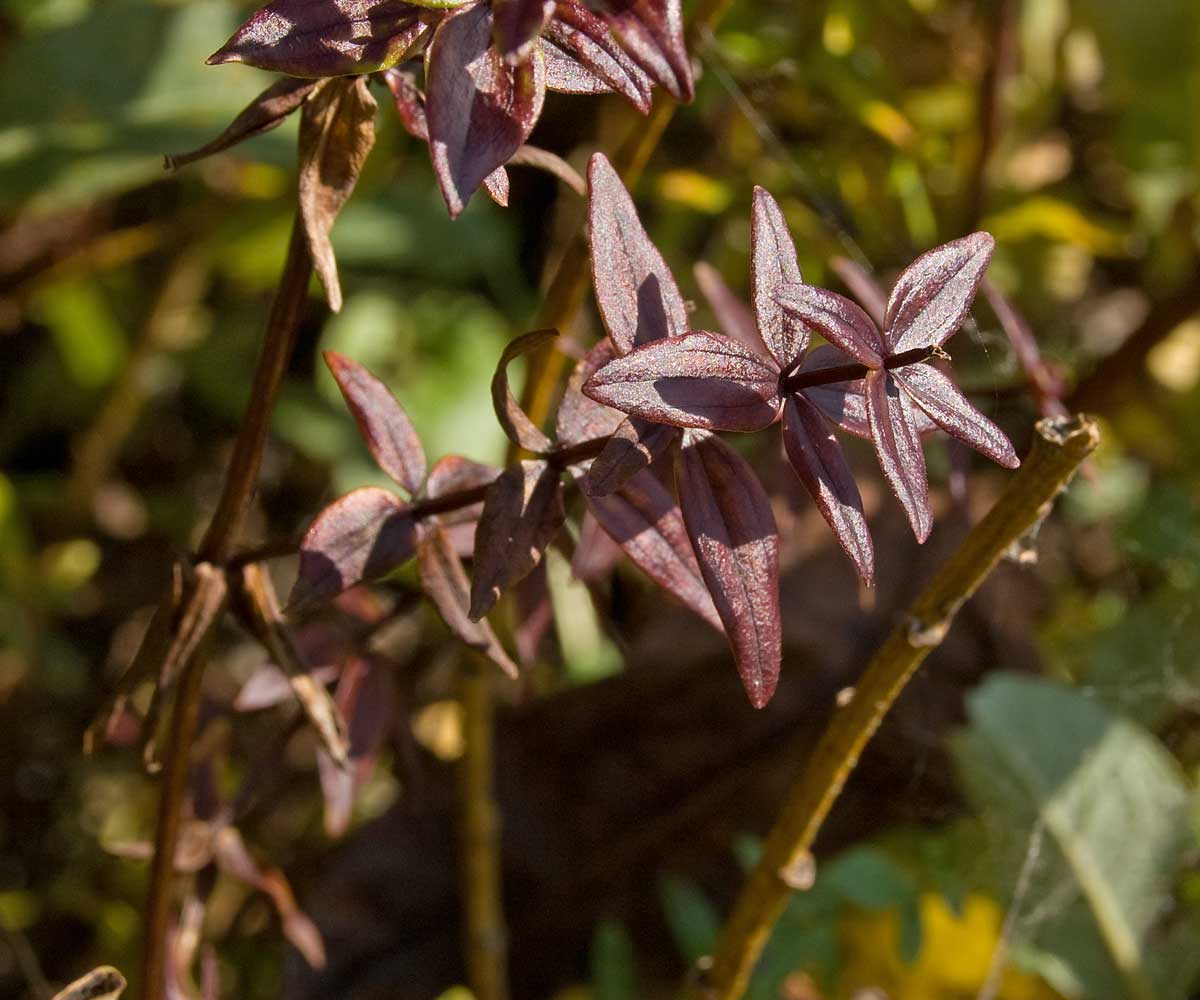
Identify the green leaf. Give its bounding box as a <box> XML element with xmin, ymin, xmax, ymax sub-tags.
<box><xmin>658</xmin><ymin>873</ymin><xmax>720</xmax><ymax>964</ymax></box>
<box><xmin>953</xmin><ymin>673</ymin><xmax>1193</xmax><ymax>1000</ymax></box>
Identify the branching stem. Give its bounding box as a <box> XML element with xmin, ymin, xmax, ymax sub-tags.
<box><xmin>692</xmin><ymin>414</ymin><xmax>1099</xmax><ymax>1000</ymax></box>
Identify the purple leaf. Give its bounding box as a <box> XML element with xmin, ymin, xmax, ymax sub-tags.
<box><xmin>325</xmin><ymin>352</ymin><xmax>426</xmax><ymax>495</ymax></box>
<box><xmin>483</xmin><ymin>165</ymin><xmax>510</xmax><ymax>205</ymax></box>
<box><xmin>423</xmin><ymin>455</ymin><xmax>499</xmax><ymax>524</ymax></box>
<box><xmin>775</xmin><ymin>283</ymin><xmax>884</xmax><ymax>368</ymax></box>
<box><xmin>165</xmin><ymin>77</ymin><xmax>319</xmax><ymax>170</ymax></box>
<box><xmin>492</xmin><ymin>0</ymin><xmax>555</xmax><ymax>63</ymax></box>
<box><xmin>468</xmin><ymin>460</ymin><xmax>565</xmax><ymax>620</ymax></box>
<box><xmin>781</xmin><ymin>395</ymin><xmax>874</xmax><ymax>584</ymax></box>
<box><xmin>384</xmin><ymin>65</ymin><xmax>429</xmax><ymax>139</ymax></box>
<box><xmin>794</xmin><ymin>344</ymin><xmax>870</xmax><ymax>438</ymax></box>
<box><xmin>417</xmin><ymin>523</ymin><xmax>519</xmax><ymax>676</ymax></box>
<box><xmin>583</xmin><ymin>331</ymin><xmax>782</xmax><ymax>432</ymax></box>
<box><xmin>291</xmin><ymin>487</ymin><xmax>417</xmax><ymax>608</ymax></box>
<box><xmin>885</xmin><ymin>232</ymin><xmax>995</xmax><ymax>353</ymax></box>
<box><xmin>209</xmin><ymin>0</ymin><xmax>429</xmax><ymax>78</ymax></box>
<box><xmin>750</xmin><ymin>187</ymin><xmax>808</xmax><ymax>369</ymax></box>
<box><xmin>864</xmin><ymin>371</ymin><xmax>931</xmax><ymax>542</ymax></box>
<box><xmin>587</xmin><ymin>467</ymin><xmax>722</xmax><ymax>630</ymax></box>
<box><xmin>587</xmin><ymin>152</ymin><xmax>688</xmax><ymax>353</ymax></box>
<box><xmin>582</xmin><ymin>415</ymin><xmax>678</xmax><ymax>496</ymax></box>
<box><xmin>828</xmin><ymin>255</ymin><xmax>888</xmax><ymax>328</ymax></box>
<box><xmin>675</xmin><ymin>430</ymin><xmax>781</xmax><ymax>707</ymax></box>
<box><xmin>693</xmin><ymin>261</ymin><xmax>766</xmax><ymax>356</ymax></box>
<box><xmin>570</xmin><ymin>510</ymin><xmax>625</xmax><ymax>581</ymax></box>
<box><xmin>595</xmin><ymin>0</ymin><xmax>693</xmax><ymax>101</ymax></box>
<box><xmin>891</xmin><ymin>363</ymin><xmax>1019</xmax><ymax>468</ymax></box>
<box><xmin>543</xmin><ymin>2</ymin><xmax>651</xmax><ymax>110</ymax></box>
<box><xmin>298</xmin><ymin>76</ymin><xmax>377</xmax><ymax>313</ymax></box>
<box><xmin>426</xmin><ymin>3</ymin><xmax>546</xmax><ymax>217</ymax></box>
<box><xmin>492</xmin><ymin>329</ymin><xmax>558</xmax><ymax>453</ymax></box>
<box><xmin>234</xmin><ymin>662</ymin><xmax>340</xmax><ymax>712</ymax></box>
<box><xmin>980</xmin><ymin>277</ymin><xmax>1068</xmax><ymax>418</ymax></box>
<box><xmin>555</xmin><ymin>341</ymin><xmax>626</xmax><ymax>445</ymax></box>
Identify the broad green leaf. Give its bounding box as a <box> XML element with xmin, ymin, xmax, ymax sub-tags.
<box><xmin>953</xmin><ymin>673</ymin><xmax>1193</xmax><ymax>1000</ymax></box>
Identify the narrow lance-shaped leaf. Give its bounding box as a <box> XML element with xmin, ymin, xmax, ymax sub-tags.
<box><xmin>165</xmin><ymin>77</ymin><xmax>319</xmax><ymax>171</ymax></box>
<box><xmin>209</xmin><ymin>0</ymin><xmax>428</xmax><ymax>78</ymax></box>
<box><xmin>325</xmin><ymin>352</ymin><xmax>426</xmax><ymax>494</ymax></box>
<box><xmin>582</xmin><ymin>415</ymin><xmax>678</xmax><ymax>496</ymax></box>
<box><xmin>543</xmin><ymin>2</ymin><xmax>652</xmax><ymax>110</ymax></box>
<box><xmin>891</xmin><ymin>363</ymin><xmax>1019</xmax><ymax>468</ymax></box>
<box><xmin>864</xmin><ymin>371</ymin><xmax>931</xmax><ymax>542</ymax></box>
<box><xmin>586</xmin><ymin>468</ymin><xmax>722</xmax><ymax>631</ymax></box>
<box><xmin>583</xmin><ymin>331</ymin><xmax>782</xmax><ymax>432</ymax></box>
<box><xmin>418</xmin><ymin>523</ymin><xmax>519</xmax><ymax>677</ymax></box>
<box><xmin>426</xmin><ymin>3</ymin><xmax>546</xmax><ymax>217</ymax></box>
<box><xmin>693</xmin><ymin>261</ymin><xmax>765</xmax><ymax>356</ymax></box>
<box><xmin>492</xmin><ymin>329</ymin><xmax>558</xmax><ymax>453</ymax></box>
<box><xmin>595</xmin><ymin>0</ymin><xmax>693</xmax><ymax>101</ymax></box>
<box><xmin>781</xmin><ymin>395</ymin><xmax>874</xmax><ymax>584</ymax></box>
<box><xmin>298</xmin><ymin>76</ymin><xmax>377</xmax><ymax>312</ymax></box>
<box><xmin>587</xmin><ymin>152</ymin><xmax>688</xmax><ymax>353</ymax></box>
<box><xmin>290</xmin><ymin>487</ymin><xmax>417</xmax><ymax>609</ymax></box>
<box><xmin>775</xmin><ymin>283</ymin><xmax>885</xmax><ymax>368</ymax></box>
<box><xmin>492</xmin><ymin>0</ymin><xmax>555</xmax><ymax>63</ymax></box>
<box><xmin>750</xmin><ymin>187</ymin><xmax>808</xmax><ymax>369</ymax></box>
<box><xmin>828</xmin><ymin>255</ymin><xmax>888</xmax><ymax>328</ymax></box>
<box><xmin>885</xmin><ymin>232</ymin><xmax>995</xmax><ymax>353</ymax></box>
<box><xmin>469</xmin><ymin>460</ymin><xmax>565</xmax><ymax>620</ymax></box>
<box><xmin>675</xmin><ymin>430</ymin><xmax>781</xmax><ymax>707</ymax></box>
<box><xmin>571</xmin><ymin>509</ymin><xmax>624</xmax><ymax>581</ymax></box>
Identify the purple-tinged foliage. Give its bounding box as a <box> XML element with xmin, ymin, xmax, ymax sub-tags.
<box><xmin>776</xmin><ymin>230</ymin><xmax>1017</xmax><ymax>541</ymax></box>
<box><xmin>675</xmin><ymin>430</ymin><xmax>780</xmax><ymax>708</ymax></box>
<box><xmin>207</xmin><ymin>0</ymin><xmax>691</xmax><ymax>216</ymax></box>
<box><xmin>325</xmin><ymin>352</ymin><xmax>426</xmax><ymax>495</ymax></box>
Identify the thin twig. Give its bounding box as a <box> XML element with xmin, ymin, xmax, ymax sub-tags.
<box><xmin>457</xmin><ymin>661</ymin><xmax>509</xmax><ymax>1000</ymax></box>
<box><xmin>141</xmin><ymin>215</ymin><xmax>312</xmax><ymax>1000</ymax></box>
<box><xmin>964</xmin><ymin>0</ymin><xmax>1017</xmax><ymax>231</ymax></box>
<box><xmin>693</xmin><ymin>414</ymin><xmax>1100</xmax><ymax>1000</ymax></box>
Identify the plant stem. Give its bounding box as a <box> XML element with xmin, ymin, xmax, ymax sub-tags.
<box><xmin>693</xmin><ymin>414</ymin><xmax>1099</xmax><ymax>1000</ymax></box>
<box><xmin>141</xmin><ymin>214</ymin><xmax>312</xmax><ymax>1000</ymax></box>
<box><xmin>198</xmin><ymin>218</ymin><xmax>313</xmax><ymax>563</ymax></box>
<box><xmin>457</xmin><ymin>662</ymin><xmax>509</xmax><ymax>1000</ymax></box>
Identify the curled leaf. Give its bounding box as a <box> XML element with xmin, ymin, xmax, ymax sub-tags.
<box><xmin>892</xmin><ymin>363</ymin><xmax>1019</xmax><ymax>468</ymax></box>
<box><xmin>209</xmin><ymin>0</ymin><xmax>428</xmax><ymax>78</ymax></box>
<box><xmin>586</xmin><ymin>468</ymin><xmax>722</xmax><ymax>630</ymax></box>
<box><xmin>676</xmin><ymin>430</ymin><xmax>781</xmax><ymax>707</ymax></box>
<box><xmin>885</xmin><ymin>232</ymin><xmax>995</xmax><ymax>353</ymax></box>
<box><xmin>595</xmin><ymin>0</ymin><xmax>693</xmax><ymax>101</ymax></box>
<box><xmin>426</xmin><ymin>3</ymin><xmax>547</xmax><ymax>217</ymax></box>
<box><xmin>864</xmin><ymin>371</ymin><xmax>931</xmax><ymax>542</ymax></box>
<box><xmin>582</xmin><ymin>415</ymin><xmax>678</xmax><ymax>496</ymax></box>
<box><xmin>469</xmin><ymin>460</ymin><xmax>565</xmax><ymax>620</ymax></box>
<box><xmin>291</xmin><ymin>487</ymin><xmax>417</xmax><ymax>609</ymax></box>
<box><xmin>543</xmin><ymin>2</ymin><xmax>651</xmax><ymax>110</ymax></box>
<box><xmin>325</xmin><ymin>352</ymin><xmax>426</xmax><ymax>494</ymax></box>
<box><xmin>165</xmin><ymin>77</ymin><xmax>319</xmax><ymax>170</ymax></box>
<box><xmin>51</xmin><ymin>968</ymin><xmax>127</xmax><ymax>1000</ymax></box>
<box><xmin>298</xmin><ymin>76</ymin><xmax>378</xmax><ymax>312</ymax></box>
<box><xmin>750</xmin><ymin>187</ymin><xmax>808</xmax><ymax>369</ymax></box>
<box><xmin>781</xmin><ymin>395</ymin><xmax>874</xmax><ymax>584</ymax></box>
<box><xmin>587</xmin><ymin>152</ymin><xmax>688</xmax><ymax>353</ymax></box>
<box><xmin>418</xmin><ymin>523</ymin><xmax>519</xmax><ymax>676</ymax></box>
<box><xmin>583</xmin><ymin>331</ymin><xmax>782</xmax><ymax>432</ymax></box>
<box><xmin>492</xmin><ymin>329</ymin><xmax>558</xmax><ymax>452</ymax></box>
